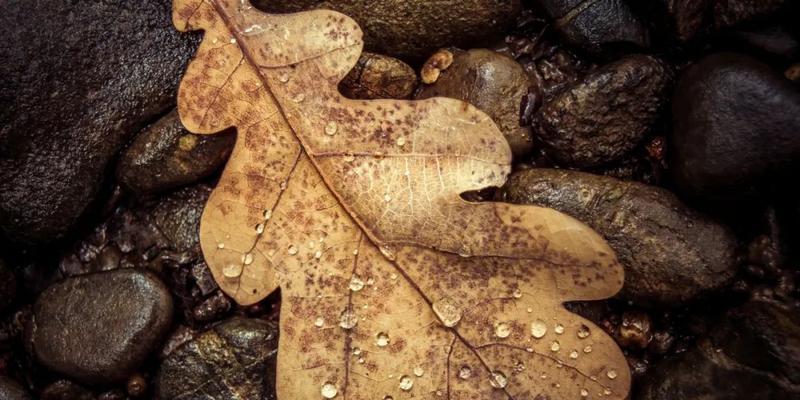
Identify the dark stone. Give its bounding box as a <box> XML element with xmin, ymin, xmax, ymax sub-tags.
<box><xmin>498</xmin><ymin>169</ymin><xmax>738</xmax><ymax>306</ymax></box>
<box><xmin>670</xmin><ymin>53</ymin><xmax>800</xmax><ymax>202</ymax></box>
<box><xmin>0</xmin><ymin>259</ymin><xmax>15</xmax><ymax>313</ymax></box>
<box><xmin>117</xmin><ymin>110</ymin><xmax>234</xmax><ymax>196</ymax></box>
<box><xmin>533</xmin><ymin>55</ymin><xmax>672</xmax><ymax>167</ymax></box>
<box><xmin>254</xmin><ymin>0</ymin><xmax>520</xmax><ymax>60</ymax></box>
<box><xmin>637</xmin><ymin>301</ymin><xmax>800</xmax><ymax>399</ymax></box>
<box><xmin>0</xmin><ymin>0</ymin><xmax>200</xmax><ymax>245</ymax></box>
<box><xmin>416</xmin><ymin>49</ymin><xmax>534</xmax><ymax>158</ymax></box>
<box><xmin>714</xmin><ymin>0</ymin><xmax>787</xmax><ymax>28</ymax></box>
<box><xmin>733</xmin><ymin>25</ymin><xmax>800</xmax><ymax>59</ymax></box>
<box><xmin>150</xmin><ymin>184</ymin><xmax>210</xmax><ymax>252</ymax></box>
<box><xmin>339</xmin><ymin>52</ymin><xmax>418</xmax><ymax>100</ymax></box>
<box><xmin>157</xmin><ymin>317</ymin><xmax>279</xmax><ymax>400</ymax></box>
<box><xmin>659</xmin><ymin>0</ymin><xmax>708</xmax><ymax>41</ymax></box>
<box><xmin>536</xmin><ymin>0</ymin><xmax>649</xmax><ymax>53</ymax></box>
<box><xmin>40</xmin><ymin>380</ymin><xmax>94</xmax><ymax>400</ymax></box>
<box><xmin>28</xmin><ymin>269</ymin><xmax>173</xmax><ymax>384</ymax></box>
<box><xmin>0</xmin><ymin>376</ymin><xmax>31</xmax><ymax>400</ymax></box>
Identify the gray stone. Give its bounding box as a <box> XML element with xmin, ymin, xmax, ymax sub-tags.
<box><xmin>117</xmin><ymin>110</ymin><xmax>234</xmax><ymax>196</ymax></box>
<box><xmin>28</xmin><ymin>269</ymin><xmax>174</xmax><ymax>384</ymax></box>
<box><xmin>499</xmin><ymin>169</ymin><xmax>738</xmax><ymax>306</ymax></box>
<box><xmin>157</xmin><ymin>317</ymin><xmax>279</xmax><ymax>400</ymax></box>
<box><xmin>0</xmin><ymin>0</ymin><xmax>200</xmax><ymax>245</ymax></box>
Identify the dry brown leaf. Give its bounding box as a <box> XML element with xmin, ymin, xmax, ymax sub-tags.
<box><xmin>172</xmin><ymin>1</ymin><xmax>630</xmax><ymax>398</ymax></box>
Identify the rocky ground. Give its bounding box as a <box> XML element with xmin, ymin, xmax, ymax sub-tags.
<box><xmin>1</xmin><ymin>0</ymin><xmax>799</xmax><ymax>399</ymax></box>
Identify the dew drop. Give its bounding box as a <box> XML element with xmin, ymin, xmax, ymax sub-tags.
<box><xmin>604</xmin><ymin>388</ymin><xmax>613</xmax><ymax>395</ymax></box>
<box><xmin>494</xmin><ymin>322</ymin><xmax>511</xmax><ymax>338</ymax></box>
<box><xmin>243</xmin><ymin>253</ymin><xmax>254</xmax><ymax>265</ymax></box>
<box><xmin>352</xmin><ymin>347</ymin><xmax>361</xmax><ymax>355</ymax></box>
<box><xmin>292</xmin><ymin>93</ymin><xmax>305</xmax><ymax>103</ymax></box>
<box><xmin>263</xmin><ymin>209</ymin><xmax>272</xmax><ymax>219</ymax></box>
<box><xmin>413</xmin><ymin>366</ymin><xmax>424</xmax><ymax>377</ymax></box>
<box><xmin>217</xmin><ymin>242</ymin><xmax>225</xmax><ymax>249</ymax></box>
<box><xmin>229</xmin><ymin>37</ymin><xmax>237</xmax><ymax>44</ymax></box>
<box><xmin>314</xmin><ymin>250</ymin><xmax>322</xmax><ymax>259</ymax></box>
<box><xmin>606</xmin><ymin>370</ymin><xmax>618</xmax><ymax>380</ymax></box>
<box><xmin>255</xmin><ymin>223</ymin><xmax>265</xmax><ymax>234</ymax></box>
<box><xmin>278</xmin><ymin>73</ymin><xmax>290</xmax><ymax>83</ymax></box>
<box><xmin>222</xmin><ymin>263</ymin><xmax>243</xmax><ymax>279</ymax></box>
<box><xmin>399</xmin><ymin>375</ymin><xmax>414</xmax><ymax>391</ymax></box>
<box><xmin>288</xmin><ymin>245</ymin><xmax>298</xmax><ymax>255</ymax></box>
<box><xmin>581</xmin><ymin>388</ymin><xmax>589</xmax><ymax>397</ymax></box>
<box><xmin>349</xmin><ymin>275</ymin><xmax>365</xmax><ymax>292</ymax></box>
<box><xmin>325</xmin><ymin>121</ymin><xmax>338</xmax><ymax>136</ymax></box>
<box><xmin>554</xmin><ymin>324</ymin><xmax>565</xmax><ymax>335</ymax></box>
<box><xmin>570</xmin><ymin>350</ymin><xmax>579</xmax><ymax>359</ymax></box>
<box><xmin>376</xmin><ymin>332</ymin><xmax>390</xmax><ymax>347</ymax></box>
<box><xmin>512</xmin><ymin>288</ymin><xmax>523</xmax><ymax>298</ymax></box>
<box><xmin>339</xmin><ymin>308</ymin><xmax>358</xmax><ymax>329</ymax></box>
<box><xmin>584</xmin><ymin>345</ymin><xmax>593</xmax><ymax>353</ymax></box>
<box><xmin>344</xmin><ymin>154</ymin><xmax>355</xmax><ymax>162</ymax></box>
<box><xmin>489</xmin><ymin>371</ymin><xmax>508</xmax><ymax>389</ymax></box>
<box><xmin>432</xmin><ymin>297</ymin><xmax>462</xmax><ymax>328</ymax></box>
<box><xmin>321</xmin><ymin>382</ymin><xmax>338</xmax><ymax>398</ymax></box>
<box><xmin>577</xmin><ymin>325</ymin><xmax>591</xmax><ymax>339</ymax></box>
<box><xmin>458</xmin><ymin>366</ymin><xmax>472</xmax><ymax>379</ymax></box>
<box><xmin>396</xmin><ymin>137</ymin><xmax>406</xmax><ymax>147</ymax></box>
<box><xmin>531</xmin><ymin>319</ymin><xmax>548</xmax><ymax>338</ymax></box>
<box><xmin>384</xmin><ymin>194</ymin><xmax>392</xmax><ymax>202</ymax></box>
<box><xmin>527</xmin><ymin>307</ymin><xmax>533</xmax><ymax>313</ymax></box>
<box><xmin>550</xmin><ymin>341</ymin><xmax>561</xmax><ymax>352</ymax></box>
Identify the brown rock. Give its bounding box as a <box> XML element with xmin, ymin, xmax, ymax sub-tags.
<box><xmin>416</xmin><ymin>49</ymin><xmax>534</xmax><ymax>158</ymax></box>
<box><xmin>339</xmin><ymin>52</ymin><xmax>417</xmax><ymax>100</ymax></box>
<box><xmin>498</xmin><ymin>169</ymin><xmax>738</xmax><ymax>306</ymax></box>
<box><xmin>533</xmin><ymin>55</ymin><xmax>672</xmax><ymax>167</ymax></box>
<box><xmin>536</xmin><ymin>0</ymin><xmax>649</xmax><ymax>52</ymax></box>
<box><xmin>117</xmin><ymin>110</ymin><xmax>234</xmax><ymax>195</ymax></box>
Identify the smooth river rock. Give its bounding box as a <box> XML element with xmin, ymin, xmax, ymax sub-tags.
<box><xmin>536</xmin><ymin>0</ymin><xmax>649</xmax><ymax>52</ymax></box>
<box><xmin>0</xmin><ymin>376</ymin><xmax>31</xmax><ymax>400</ymax></box>
<box><xmin>499</xmin><ymin>169</ymin><xmax>738</xmax><ymax>306</ymax></box>
<box><xmin>28</xmin><ymin>269</ymin><xmax>173</xmax><ymax>384</ymax></box>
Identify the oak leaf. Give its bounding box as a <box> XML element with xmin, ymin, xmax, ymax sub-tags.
<box><xmin>172</xmin><ymin>1</ymin><xmax>631</xmax><ymax>398</ymax></box>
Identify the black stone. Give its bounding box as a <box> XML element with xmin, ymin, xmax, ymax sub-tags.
<box><xmin>0</xmin><ymin>376</ymin><xmax>31</xmax><ymax>400</ymax></box>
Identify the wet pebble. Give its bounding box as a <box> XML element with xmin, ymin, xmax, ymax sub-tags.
<box><xmin>533</xmin><ymin>55</ymin><xmax>672</xmax><ymax>168</ymax></box>
<box><xmin>117</xmin><ymin>110</ymin><xmax>235</xmax><ymax>195</ymax></box>
<box><xmin>27</xmin><ymin>269</ymin><xmax>173</xmax><ymax>384</ymax></box>
<box><xmin>340</xmin><ymin>52</ymin><xmax>418</xmax><ymax>99</ymax></box>
<box><xmin>535</xmin><ymin>0</ymin><xmax>649</xmax><ymax>53</ymax></box>
<box><xmin>671</xmin><ymin>53</ymin><xmax>800</xmax><ymax>202</ymax></box>
<box><xmin>157</xmin><ymin>317</ymin><xmax>279</xmax><ymax>400</ymax></box>
<box><xmin>40</xmin><ymin>380</ymin><xmax>94</xmax><ymax>400</ymax></box>
<box><xmin>416</xmin><ymin>48</ymin><xmax>534</xmax><ymax>157</ymax></box>
<box><xmin>499</xmin><ymin>169</ymin><xmax>738</xmax><ymax>306</ymax></box>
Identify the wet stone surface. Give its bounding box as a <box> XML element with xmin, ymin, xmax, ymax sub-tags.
<box><xmin>499</xmin><ymin>169</ymin><xmax>738</xmax><ymax>306</ymax></box>
<box><xmin>156</xmin><ymin>317</ymin><xmax>279</xmax><ymax>400</ymax></box>
<box><xmin>0</xmin><ymin>376</ymin><xmax>31</xmax><ymax>400</ymax></box>
<box><xmin>0</xmin><ymin>0</ymin><xmax>200</xmax><ymax>245</ymax></box>
<box><xmin>339</xmin><ymin>52</ymin><xmax>418</xmax><ymax>100</ymax></box>
<box><xmin>27</xmin><ymin>269</ymin><xmax>174</xmax><ymax>385</ymax></box>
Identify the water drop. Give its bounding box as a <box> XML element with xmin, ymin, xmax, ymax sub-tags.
<box><xmin>399</xmin><ymin>375</ymin><xmax>414</xmax><ymax>391</ymax></box>
<box><xmin>489</xmin><ymin>371</ymin><xmax>508</xmax><ymax>389</ymax></box>
<box><xmin>550</xmin><ymin>341</ymin><xmax>561</xmax><ymax>352</ymax></box>
<box><xmin>325</xmin><ymin>121</ymin><xmax>338</xmax><ymax>136</ymax></box>
<box><xmin>577</xmin><ymin>325</ymin><xmax>591</xmax><ymax>339</ymax></box>
<box><xmin>255</xmin><ymin>223</ymin><xmax>265</xmax><ymax>234</ymax></box>
<box><xmin>321</xmin><ymin>382</ymin><xmax>338</xmax><ymax>398</ymax></box>
<box><xmin>531</xmin><ymin>319</ymin><xmax>547</xmax><ymax>338</ymax></box>
<box><xmin>606</xmin><ymin>370</ymin><xmax>618</xmax><ymax>380</ymax></box>
<box><xmin>349</xmin><ymin>275</ymin><xmax>365</xmax><ymax>292</ymax></box>
<box><xmin>278</xmin><ymin>73</ymin><xmax>290</xmax><ymax>83</ymax></box>
<box><xmin>292</xmin><ymin>93</ymin><xmax>305</xmax><ymax>103</ymax></box>
<box><xmin>243</xmin><ymin>253</ymin><xmax>254</xmax><ymax>265</ymax></box>
<box><xmin>217</xmin><ymin>242</ymin><xmax>225</xmax><ymax>249</ymax></box>
<box><xmin>384</xmin><ymin>194</ymin><xmax>392</xmax><ymax>202</ymax></box>
<box><xmin>222</xmin><ymin>263</ymin><xmax>243</xmax><ymax>279</ymax></box>
<box><xmin>288</xmin><ymin>245</ymin><xmax>298</xmax><ymax>255</ymax></box>
<box><xmin>229</xmin><ymin>38</ymin><xmax>237</xmax><ymax>44</ymax></box>
<box><xmin>583</xmin><ymin>345</ymin><xmax>593</xmax><ymax>353</ymax></box>
<box><xmin>604</xmin><ymin>388</ymin><xmax>613</xmax><ymax>395</ymax></box>
<box><xmin>339</xmin><ymin>308</ymin><xmax>358</xmax><ymax>329</ymax></box>
<box><xmin>352</xmin><ymin>347</ymin><xmax>361</xmax><ymax>355</ymax></box>
<box><xmin>314</xmin><ymin>250</ymin><xmax>322</xmax><ymax>259</ymax></box>
<box><xmin>263</xmin><ymin>209</ymin><xmax>272</xmax><ymax>219</ymax></box>
<box><xmin>512</xmin><ymin>288</ymin><xmax>523</xmax><ymax>298</ymax></box>
<box><xmin>554</xmin><ymin>323</ymin><xmax>565</xmax><ymax>335</ymax></box>
<box><xmin>494</xmin><ymin>322</ymin><xmax>511</xmax><ymax>338</ymax></box>
<box><xmin>570</xmin><ymin>350</ymin><xmax>579</xmax><ymax>359</ymax></box>
<box><xmin>432</xmin><ymin>297</ymin><xmax>462</xmax><ymax>328</ymax></box>
<box><xmin>458</xmin><ymin>366</ymin><xmax>472</xmax><ymax>379</ymax></box>
<box><xmin>314</xmin><ymin>317</ymin><xmax>324</xmax><ymax>327</ymax></box>
<box><xmin>580</xmin><ymin>388</ymin><xmax>589</xmax><ymax>397</ymax></box>
<box><xmin>376</xmin><ymin>332</ymin><xmax>390</xmax><ymax>347</ymax></box>
<box><xmin>414</xmin><ymin>366</ymin><xmax>424</xmax><ymax>377</ymax></box>
<box><xmin>396</xmin><ymin>137</ymin><xmax>406</xmax><ymax>147</ymax></box>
